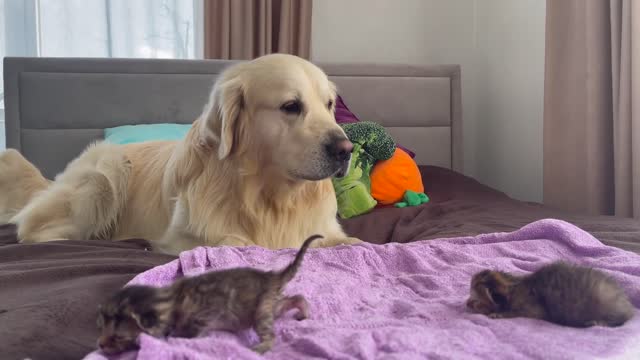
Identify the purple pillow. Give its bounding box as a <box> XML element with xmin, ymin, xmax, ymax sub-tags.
<box><xmin>335</xmin><ymin>95</ymin><xmax>416</xmax><ymax>158</ymax></box>
<box><xmin>335</xmin><ymin>95</ymin><xmax>360</xmax><ymax>124</ymax></box>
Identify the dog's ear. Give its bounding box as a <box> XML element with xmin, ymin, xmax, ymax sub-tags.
<box><xmin>199</xmin><ymin>75</ymin><xmax>244</xmax><ymax>160</ymax></box>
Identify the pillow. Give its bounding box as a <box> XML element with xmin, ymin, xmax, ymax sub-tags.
<box><xmin>334</xmin><ymin>95</ymin><xmax>416</xmax><ymax>158</ymax></box>
<box><xmin>104</xmin><ymin>123</ymin><xmax>191</xmax><ymax>145</ymax></box>
<box><xmin>335</xmin><ymin>95</ymin><xmax>360</xmax><ymax>124</ymax></box>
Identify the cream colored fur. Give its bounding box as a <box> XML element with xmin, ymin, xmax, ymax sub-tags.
<box><xmin>0</xmin><ymin>149</ymin><xmax>50</xmax><ymax>223</ymax></box>
<box><xmin>0</xmin><ymin>54</ymin><xmax>361</xmax><ymax>254</ymax></box>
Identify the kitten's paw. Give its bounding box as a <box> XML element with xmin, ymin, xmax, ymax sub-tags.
<box><xmin>252</xmin><ymin>341</ymin><xmax>273</xmax><ymax>354</ymax></box>
<box><xmin>488</xmin><ymin>313</ymin><xmax>503</xmax><ymax>319</ymax></box>
<box><xmin>294</xmin><ymin>311</ymin><xmax>307</xmax><ymax>321</ymax></box>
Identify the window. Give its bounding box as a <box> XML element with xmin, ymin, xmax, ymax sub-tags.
<box><xmin>0</xmin><ymin>0</ymin><xmax>203</xmax><ymax>150</ymax></box>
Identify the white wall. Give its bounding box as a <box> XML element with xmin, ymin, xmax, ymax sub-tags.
<box><xmin>474</xmin><ymin>1</ymin><xmax>545</xmax><ymax>203</ymax></box>
<box><xmin>312</xmin><ymin>0</ymin><xmax>479</xmax><ymax>189</ymax></box>
<box><xmin>312</xmin><ymin>0</ymin><xmax>545</xmax><ymax>202</ymax></box>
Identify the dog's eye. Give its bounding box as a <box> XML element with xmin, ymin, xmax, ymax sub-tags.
<box><xmin>327</xmin><ymin>100</ymin><xmax>333</xmax><ymax>109</ymax></box>
<box><xmin>281</xmin><ymin>100</ymin><xmax>302</xmax><ymax>115</ymax></box>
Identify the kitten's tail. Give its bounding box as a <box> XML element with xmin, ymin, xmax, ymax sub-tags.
<box><xmin>277</xmin><ymin>234</ymin><xmax>323</xmax><ymax>285</ymax></box>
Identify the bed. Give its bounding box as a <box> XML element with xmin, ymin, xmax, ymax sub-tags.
<box><xmin>1</xmin><ymin>57</ymin><xmax>640</xmax><ymax>359</ymax></box>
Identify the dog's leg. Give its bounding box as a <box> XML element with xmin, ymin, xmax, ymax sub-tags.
<box><xmin>155</xmin><ymin>199</ymin><xmax>204</xmax><ymax>254</ymax></box>
<box><xmin>71</xmin><ymin>143</ymin><xmax>132</xmax><ymax>240</ymax></box>
<box><xmin>0</xmin><ymin>149</ymin><xmax>50</xmax><ymax>223</ymax></box>
<box><xmin>156</xmin><ymin>198</ymin><xmax>254</xmax><ymax>253</ymax></box>
<box><xmin>314</xmin><ymin>236</ymin><xmax>363</xmax><ymax>247</ymax></box>
<box><xmin>13</xmin><ymin>142</ymin><xmax>131</xmax><ymax>242</ymax></box>
<box><xmin>312</xmin><ymin>221</ymin><xmax>363</xmax><ymax>248</ymax></box>
<box><xmin>215</xmin><ymin>235</ymin><xmax>254</xmax><ymax>247</ymax></box>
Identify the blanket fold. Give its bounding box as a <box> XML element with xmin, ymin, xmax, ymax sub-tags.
<box><xmin>85</xmin><ymin>219</ymin><xmax>640</xmax><ymax>360</ymax></box>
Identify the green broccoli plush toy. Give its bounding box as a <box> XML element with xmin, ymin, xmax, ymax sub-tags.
<box><xmin>332</xmin><ymin>121</ymin><xmax>396</xmax><ymax>219</ymax></box>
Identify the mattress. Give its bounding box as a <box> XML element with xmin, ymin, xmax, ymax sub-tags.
<box><xmin>2</xmin><ymin>166</ymin><xmax>639</xmax><ymax>359</ymax></box>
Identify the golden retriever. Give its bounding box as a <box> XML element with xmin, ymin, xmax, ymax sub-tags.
<box><xmin>0</xmin><ymin>54</ymin><xmax>361</xmax><ymax>254</ymax></box>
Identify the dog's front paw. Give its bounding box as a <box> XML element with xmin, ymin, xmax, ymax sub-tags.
<box><xmin>340</xmin><ymin>236</ymin><xmax>364</xmax><ymax>245</ymax></box>
<box><xmin>217</xmin><ymin>235</ymin><xmax>254</xmax><ymax>247</ymax></box>
<box><xmin>487</xmin><ymin>313</ymin><xmax>503</xmax><ymax>319</ymax></box>
<box><xmin>313</xmin><ymin>236</ymin><xmax>363</xmax><ymax>247</ymax></box>
<box><xmin>17</xmin><ymin>237</ymin><xmax>34</xmax><ymax>244</ymax></box>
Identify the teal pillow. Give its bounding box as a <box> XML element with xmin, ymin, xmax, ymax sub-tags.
<box><xmin>104</xmin><ymin>123</ymin><xmax>191</xmax><ymax>145</ymax></box>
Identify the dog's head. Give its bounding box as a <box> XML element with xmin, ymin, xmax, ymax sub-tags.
<box><xmin>198</xmin><ymin>54</ymin><xmax>353</xmax><ymax>181</ymax></box>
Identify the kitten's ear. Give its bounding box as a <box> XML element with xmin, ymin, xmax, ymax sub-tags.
<box><xmin>483</xmin><ymin>287</ymin><xmax>498</xmax><ymax>305</ymax></box>
<box><xmin>131</xmin><ymin>311</ymin><xmax>158</xmax><ymax>331</ymax></box>
<box><xmin>486</xmin><ymin>272</ymin><xmax>512</xmax><ymax>305</ymax></box>
<box><xmin>487</xmin><ymin>288</ymin><xmax>509</xmax><ymax>307</ymax></box>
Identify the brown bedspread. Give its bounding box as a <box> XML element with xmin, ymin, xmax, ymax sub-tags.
<box><xmin>1</xmin><ymin>166</ymin><xmax>639</xmax><ymax>359</ymax></box>
<box><xmin>0</xmin><ymin>228</ymin><xmax>175</xmax><ymax>359</ymax></box>
<box><xmin>343</xmin><ymin>166</ymin><xmax>640</xmax><ymax>253</ymax></box>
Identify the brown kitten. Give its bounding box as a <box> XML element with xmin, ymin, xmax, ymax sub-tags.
<box><xmin>466</xmin><ymin>261</ymin><xmax>635</xmax><ymax>328</ymax></box>
<box><xmin>97</xmin><ymin>234</ymin><xmax>322</xmax><ymax>355</ymax></box>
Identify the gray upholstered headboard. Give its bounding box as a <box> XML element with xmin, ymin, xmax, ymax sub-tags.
<box><xmin>3</xmin><ymin>57</ymin><xmax>462</xmax><ymax>179</ymax></box>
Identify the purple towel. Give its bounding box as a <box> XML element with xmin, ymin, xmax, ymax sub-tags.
<box><xmin>85</xmin><ymin>219</ymin><xmax>640</xmax><ymax>360</ymax></box>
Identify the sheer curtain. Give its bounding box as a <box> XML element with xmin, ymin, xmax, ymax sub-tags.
<box><xmin>38</xmin><ymin>0</ymin><xmax>197</xmax><ymax>58</ymax></box>
<box><xmin>0</xmin><ymin>0</ymin><xmax>201</xmax><ymax>150</ymax></box>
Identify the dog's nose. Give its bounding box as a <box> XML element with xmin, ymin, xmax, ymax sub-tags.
<box><xmin>326</xmin><ymin>139</ymin><xmax>353</xmax><ymax>162</ymax></box>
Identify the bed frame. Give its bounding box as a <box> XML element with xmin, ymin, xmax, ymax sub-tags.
<box><xmin>3</xmin><ymin>57</ymin><xmax>462</xmax><ymax>179</ymax></box>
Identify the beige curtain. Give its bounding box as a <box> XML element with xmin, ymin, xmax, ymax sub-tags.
<box><xmin>544</xmin><ymin>0</ymin><xmax>640</xmax><ymax>218</ymax></box>
<box><xmin>204</xmin><ymin>0</ymin><xmax>312</xmax><ymax>60</ymax></box>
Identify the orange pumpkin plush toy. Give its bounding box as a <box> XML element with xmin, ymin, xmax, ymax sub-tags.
<box><xmin>370</xmin><ymin>148</ymin><xmax>424</xmax><ymax>205</ymax></box>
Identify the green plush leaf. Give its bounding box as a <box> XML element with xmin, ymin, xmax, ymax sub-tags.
<box><xmin>335</xmin><ymin>182</ymin><xmax>377</xmax><ymax>219</ymax></box>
